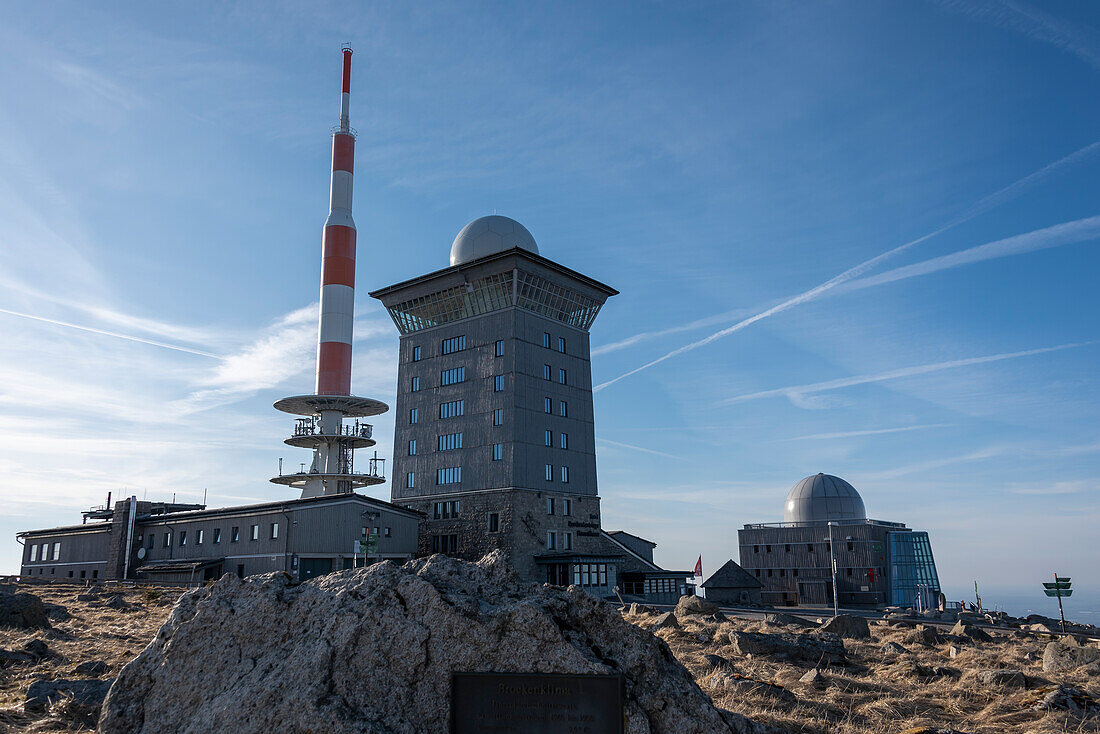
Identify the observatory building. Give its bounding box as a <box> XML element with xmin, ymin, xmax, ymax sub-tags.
<box><xmin>734</xmin><ymin>473</ymin><xmax>941</xmax><ymax>608</ymax></box>
<box><xmin>370</xmin><ymin>215</ymin><xmax>693</xmax><ymax>600</ymax></box>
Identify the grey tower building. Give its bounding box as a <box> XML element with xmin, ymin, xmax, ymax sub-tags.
<box><xmin>371</xmin><ymin>216</ymin><xmax>623</xmax><ymax>582</ymax></box>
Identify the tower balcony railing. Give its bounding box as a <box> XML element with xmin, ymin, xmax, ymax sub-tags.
<box><xmin>292</xmin><ymin>419</ymin><xmax>372</xmax><ymax>439</ymax></box>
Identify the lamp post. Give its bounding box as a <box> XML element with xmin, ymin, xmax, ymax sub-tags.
<box><xmin>827</xmin><ymin>521</ymin><xmax>839</xmax><ymax>618</ymax></box>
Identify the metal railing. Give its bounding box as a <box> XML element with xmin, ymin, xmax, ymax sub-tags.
<box><xmin>292</xmin><ymin>419</ymin><xmax>373</xmax><ymax>439</ymax></box>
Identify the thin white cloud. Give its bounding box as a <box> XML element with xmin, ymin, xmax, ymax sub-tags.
<box><xmin>593</xmin><ymin>140</ymin><xmax>1100</xmax><ymax>392</ymax></box>
<box><xmin>0</xmin><ymin>307</ymin><xmax>220</xmax><ymax>358</ymax></box>
<box><xmin>721</xmin><ymin>341</ymin><xmax>1095</xmax><ymax>406</ymax></box>
<box><xmin>842</xmin><ymin>214</ymin><xmax>1100</xmax><ymax>292</ymax></box>
<box><xmin>784</xmin><ymin>424</ymin><xmax>950</xmax><ymax>441</ymax></box>
<box><xmin>596</xmin><ymin>438</ymin><xmax>683</xmax><ymax>460</ymax></box>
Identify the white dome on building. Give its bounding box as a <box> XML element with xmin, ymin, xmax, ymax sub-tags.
<box><xmin>449</xmin><ymin>215</ymin><xmax>539</xmax><ymax>266</ymax></box>
<box><xmin>783</xmin><ymin>473</ymin><xmax>867</xmax><ymax>524</ymax></box>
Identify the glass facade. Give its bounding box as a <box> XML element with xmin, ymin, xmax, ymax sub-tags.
<box><xmin>888</xmin><ymin>531</ymin><xmax>941</xmax><ymax>607</ymax></box>
<box><xmin>386</xmin><ymin>269</ymin><xmax>602</xmax><ymax>334</ymax></box>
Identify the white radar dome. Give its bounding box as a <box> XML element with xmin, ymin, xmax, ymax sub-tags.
<box><xmin>450</xmin><ymin>215</ymin><xmax>539</xmax><ymax>266</ymax></box>
<box><xmin>783</xmin><ymin>473</ymin><xmax>867</xmax><ymax>524</ymax></box>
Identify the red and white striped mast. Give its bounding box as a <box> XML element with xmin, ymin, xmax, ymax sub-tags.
<box><xmin>272</xmin><ymin>47</ymin><xmax>388</xmax><ymax>499</ymax></box>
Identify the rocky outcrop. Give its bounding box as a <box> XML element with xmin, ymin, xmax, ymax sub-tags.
<box><xmin>99</xmin><ymin>553</ymin><xmax>774</xmax><ymax>734</ymax></box>
<box><xmin>762</xmin><ymin>612</ymin><xmax>812</xmax><ymax>628</ymax></box>
<box><xmin>880</xmin><ymin>641</ymin><xmax>908</xmax><ymax>656</ymax></box>
<box><xmin>652</xmin><ymin>612</ymin><xmax>682</xmax><ymax>631</ymax></box>
<box><xmin>974</xmin><ymin>668</ymin><xmax>1026</xmax><ymax>689</ymax></box>
<box><xmin>726</xmin><ymin>629</ymin><xmax>846</xmax><ymax>666</ymax></box>
<box><xmin>949</xmin><ymin>621</ymin><xmax>992</xmax><ymax>643</ymax></box>
<box><xmin>816</xmin><ymin>614</ymin><xmax>870</xmax><ymax>640</ymax></box>
<box><xmin>24</xmin><ymin>677</ymin><xmax>114</xmax><ymax>714</ymax></box>
<box><xmin>0</xmin><ymin>590</ymin><xmax>51</xmax><ymax>629</ymax></box>
<box><xmin>675</xmin><ymin>596</ymin><xmax>719</xmax><ymax>617</ymax></box>
<box><xmin>1042</xmin><ymin>636</ymin><xmax>1100</xmax><ymax>673</ymax></box>
<box><xmin>1026</xmin><ymin>684</ymin><xmax>1099</xmax><ymax>713</ymax></box>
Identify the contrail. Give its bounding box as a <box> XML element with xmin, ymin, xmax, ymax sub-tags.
<box><xmin>721</xmin><ymin>342</ymin><xmax>1094</xmax><ymax>405</ymax></box>
<box><xmin>593</xmin><ymin>139</ymin><xmax>1100</xmax><ymax>392</ymax></box>
<box><xmin>0</xmin><ymin>307</ymin><xmax>221</xmax><ymax>358</ymax></box>
<box><xmin>596</xmin><ymin>437</ymin><xmax>683</xmax><ymax>460</ymax></box>
<box><xmin>783</xmin><ymin>424</ymin><xmax>950</xmax><ymax>441</ymax></box>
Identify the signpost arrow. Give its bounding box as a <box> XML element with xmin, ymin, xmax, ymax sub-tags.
<box><xmin>1043</xmin><ymin>572</ymin><xmax>1072</xmax><ymax>632</ymax></box>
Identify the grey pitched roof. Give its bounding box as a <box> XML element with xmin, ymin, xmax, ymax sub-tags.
<box><xmin>701</xmin><ymin>559</ymin><xmax>763</xmax><ymax>589</ymax></box>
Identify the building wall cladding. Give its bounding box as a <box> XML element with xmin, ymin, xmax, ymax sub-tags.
<box><xmin>20</xmin><ymin>526</ymin><xmax>110</xmax><ymax>580</ymax></box>
<box><xmin>738</xmin><ymin>522</ymin><xmax>895</xmax><ymax>605</ymax></box>
<box><xmin>704</xmin><ymin>587</ymin><xmax>763</xmax><ymax>606</ymax></box>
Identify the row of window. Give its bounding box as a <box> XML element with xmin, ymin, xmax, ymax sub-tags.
<box><xmin>27</xmin><ymin>542</ymin><xmax>61</xmax><ymax>562</ymax></box>
<box><xmin>148</xmin><ymin>522</ymin><xmax>278</xmax><ymax>549</ymax></box>
<box><xmin>433</xmin><ymin>500</ymin><xmax>461</xmax><ymax>519</ymax></box>
<box><xmin>437</xmin><ymin>467</ymin><xmax>462</xmax><ymax>485</ymax></box>
<box><xmin>545</xmin><ymin>430</ymin><xmax>568</xmax><ymax>449</ymax></box>
<box><xmin>752</xmin><ymin>541</ymin><xmax>856</xmax><ymax>554</ymax></box>
<box><xmin>543</xmin><ymin>398</ymin><xmax>568</xmax><ymax>416</ymax></box>
<box><xmin>574</xmin><ymin>563</ymin><xmax>607</xmax><ymax>587</ymax></box>
<box><xmin>545</xmin><ymin>464</ymin><xmax>570</xmax><ymax>483</ymax></box>
<box><xmin>27</xmin><ymin>567</ymin><xmax>100</xmax><ymax>579</ymax></box>
<box><xmin>413</xmin><ymin>432</ymin><xmax>567</xmax><ymax>457</ymax></box>
<box><xmin>413</xmin><ymin>401</ymin><xmax>567</xmax><ymax>425</ymax></box>
<box><xmin>412</xmin><ymin>334</ymin><xmax>567</xmax><ymax>363</ymax></box>
<box><xmin>411</xmin><ymin>368</ymin><xmax>564</xmax><ymax>392</ymax></box>
<box><xmin>438</xmin><ymin>432</ymin><xmax>463</xmax><ymax>451</ymax></box>
<box><xmin>546</xmin><ymin>497</ymin><xmax>572</xmax><ymax>515</ymax></box>
<box><xmin>753</xmin><ymin>567</ymin><xmax>880</xmax><ymax>579</ymax></box>
<box><xmin>545</xmin><ymin>530</ymin><xmax>574</xmax><ymax>551</ymax></box>
<box><xmin>441</xmin><ymin>367</ymin><xmax>465</xmax><ymax>385</ymax></box>
<box><xmin>541</xmin><ymin>364</ymin><xmax>567</xmax><ymax>384</ymax></box>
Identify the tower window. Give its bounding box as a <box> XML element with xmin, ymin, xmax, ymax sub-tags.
<box><xmin>563</xmin><ymin>498</ymin><xmax>572</xmax><ymax>516</ymax></box>
<box><xmin>406</xmin><ymin>472</ymin><xmax>415</xmax><ymax>488</ymax></box>
<box><xmin>542</xmin><ymin>332</ymin><xmax>550</xmax><ymax>348</ymax></box>
<box><xmin>543</xmin><ymin>364</ymin><xmax>551</xmax><ymax>380</ymax></box>
<box><xmin>547</xmin><ymin>530</ymin><xmax>557</xmax><ymax>550</ymax></box>
<box><xmin>488</xmin><ymin>512</ymin><xmax>500</xmax><ymax>533</ymax></box>
<box><xmin>545</xmin><ymin>464</ymin><xmax>553</xmax><ymax>481</ymax></box>
<box><xmin>180</xmin><ymin>531</ymin><xmax>187</xmax><ymax>546</ymax></box>
<box><xmin>433</xmin><ymin>501</ymin><xmax>460</xmax><ymax>518</ymax></box>
<box><xmin>431</xmin><ymin>534</ymin><xmax>458</xmax><ymax>554</ymax></box>
<box><xmin>807</xmin><ymin>544</ymin><xmax>814</xmax><ymax>552</ymax></box>
<box><xmin>197</xmin><ymin>529</ymin><xmax>204</xmax><ymax>544</ymax></box>
<box><xmin>437</xmin><ymin>467</ymin><xmax>462</xmax><ymax>485</ymax></box>
<box><xmin>438</xmin><ymin>432</ymin><xmax>463</xmax><ymax>451</ymax></box>
<box><xmin>493</xmin><ymin>409</ymin><xmax>504</xmax><ymax>426</ymax></box>
<box><xmin>559</xmin><ymin>368</ymin><xmax>567</xmax><ymax>385</ymax></box>
<box><xmin>560</xmin><ymin>433</ymin><xmax>568</xmax><ymax>449</ymax></box>
<box><xmin>545</xmin><ymin>429</ymin><xmax>553</xmax><ymax>447</ymax></box>
<box><xmin>164</xmin><ymin>533</ymin><xmax>171</xmax><ymax>548</ymax></box>
<box><xmin>559</xmin><ymin>401</ymin><xmax>568</xmax><ymax>417</ymax></box>
<box><xmin>250</xmin><ymin>524</ymin><xmax>259</xmax><ymax>541</ymax></box>
<box><xmin>564</xmin><ymin>532</ymin><xmax>573</xmax><ymax>550</ymax></box>
<box><xmin>561</xmin><ymin>466</ymin><xmax>569</xmax><ymax>483</ymax></box>
<box><xmin>495</xmin><ymin>340</ymin><xmax>504</xmax><ymax>357</ymax></box>
<box><xmin>558</xmin><ymin>337</ymin><xmax>566</xmax><ymax>353</ymax></box>
<box><xmin>231</xmin><ymin>527</ymin><xmax>240</xmax><ymax>543</ymax></box>
<box><xmin>410</xmin><ymin>408</ymin><xmax>419</xmax><ymax>424</ymax></box>
<box><xmin>492</xmin><ymin>443</ymin><xmax>502</xmax><ymax>461</ymax></box>
<box><xmin>411</xmin><ymin>376</ymin><xmax>420</xmax><ymax>392</ymax></box>
<box><xmin>409</xmin><ymin>439</ymin><xmax>417</xmax><ymax>455</ymax></box>
<box><xmin>441</xmin><ymin>335</ymin><xmax>466</xmax><ymax>354</ymax></box>
<box><xmin>494</xmin><ymin>375</ymin><xmax>504</xmax><ymax>391</ymax></box>
<box><xmin>213</xmin><ymin>528</ymin><xmax>222</xmax><ymax>543</ymax></box>
<box><xmin>547</xmin><ymin>497</ymin><xmax>555</xmax><ymax>515</ymax></box>
<box><xmin>412</xmin><ymin>346</ymin><xmax>421</xmax><ymax>362</ymax></box>
<box><xmin>441</xmin><ymin>367</ymin><xmax>465</xmax><ymax>385</ymax></box>
<box><xmin>439</xmin><ymin>400</ymin><xmax>464</xmax><ymax>418</ymax></box>
<box><xmin>271</xmin><ymin>523</ymin><xmax>279</xmax><ymax>539</ymax></box>
<box><xmin>544</xmin><ymin>397</ymin><xmax>552</xmax><ymax>414</ymax></box>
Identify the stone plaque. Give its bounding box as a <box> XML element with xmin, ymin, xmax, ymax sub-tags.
<box><xmin>451</xmin><ymin>672</ymin><xmax>623</xmax><ymax>734</ymax></box>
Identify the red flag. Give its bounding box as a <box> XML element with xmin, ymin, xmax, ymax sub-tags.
<box><xmin>694</xmin><ymin>556</ymin><xmax>702</xmax><ymax>577</ymax></box>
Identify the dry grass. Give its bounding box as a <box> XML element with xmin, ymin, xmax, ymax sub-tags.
<box><xmin>634</xmin><ymin>610</ymin><xmax>1100</xmax><ymax>733</ymax></box>
<box><xmin>0</xmin><ymin>583</ymin><xmax>183</xmax><ymax>733</ymax></box>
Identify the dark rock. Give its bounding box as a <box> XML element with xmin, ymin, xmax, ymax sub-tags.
<box><xmin>674</xmin><ymin>595</ymin><xmax>718</xmax><ymax>617</ymax></box>
<box><xmin>816</xmin><ymin>614</ymin><xmax>870</xmax><ymax>640</ymax></box>
<box><xmin>798</xmin><ymin>668</ymin><xmax>826</xmax><ymax>687</ymax></box>
<box><xmin>763</xmin><ymin>612</ymin><xmax>812</xmax><ymax>628</ymax></box>
<box><xmin>880</xmin><ymin>641</ymin><xmax>908</xmax><ymax>656</ymax></box>
<box><xmin>0</xmin><ymin>649</ymin><xmax>36</xmax><ymax>667</ymax></box>
<box><xmin>727</xmin><ymin>629</ymin><xmax>846</xmax><ymax>665</ymax></box>
<box><xmin>703</xmin><ymin>653</ymin><xmax>738</xmax><ymax>673</ymax></box>
<box><xmin>1042</xmin><ymin>637</ymin><xmax>1100</xmax><ymax>673</ymax></box>
<box><xmin>1027</xmin><ymin>684</ymin><xmax>1099</xmax><ymax>713</ymax></box>
<box><xmin>22</xmin><ymin>639</ymin><xmax>50</xmax><ymax>659</ymax></box>
<box><xmin>975</xmin><ymin>669</ymin><xmax>1025</xmax><ymax>688</ymax></box>
<box><xmin>0</xmin><ymin>590</ymin><xmax>51</xmax><ymax>629</ymax></box>
<box><xmin>44</xmin><ymin>602</ymin><xmax>71</xmax><ymax>621</ymax></box>
<box><xmin>24</xmin><ymin>677</ymin><xmax>114</xmax><ymax>714</ymax></box>
<box><xmin>950</xmin><ymin>621</ymin><xmax>992</xmax><ymax>642</ymax></box>
<box><xmin>709</xmin><ymin>611</ymin><xmax>729</xmax><ymax>623</ymax></box>
<box><xmin>913</xmin><ymin>624</ymin><xmax>943</xmax><ymax>646</ymax></box>
<box><xmin>708</xmin><ymin>670</ymin><xmax>797</xmax><ymax>704</ymax></box>
<box><xmin>72</xmin><ymin>660</ymin><xmax>109</xmax><ymax>677</ymax></box>
<box><xmin>651</xmin><ymin>612</ymin><xmax>681</xmax><ymax>631</ymax></box>
<box><xmin>931</xmin><ymin>666</ymin><xmax>961</xmax><ymax>678</ymax></box>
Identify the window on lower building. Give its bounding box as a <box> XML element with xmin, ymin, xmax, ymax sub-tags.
<box><xmin>545</xmin><ymin>464</ymin><xmax>553</xmax><ymax>481</ymax></box>
<box><xmin>779</xmin><ymin>569</ymin><xmax>786</xmax><ymax>578</ymax></box>
<box><xmin>68</xmin><ymin>570</ymin><xmax>73</xmax><ymax>578</ymax></box>
<box><xmin>30</xmin><ymin>545</ymin><xmax>37</xmax><ymax>562</ymax></box>
<box><xmin>406</xmin><ymin>472</ymin><xmax>415</xmax><ymax>488</ymax></box>
<box><xmin>563</xmin><ymin>498</ymin><xmax>571</xmax><ymax>516</ymax></box>
<box><xmin>767</xmin><ymin>569</ymin><xmax>773</xmax><ymax>577</ymax></box>
<box><xmin>543</xmin><ymin>397</ymin><xmax>552</xmax><ymax>413</ymax></box>
<box><xmin>250</xmin><ymin>524</ymin><xmax>259</xmax><ymax>541</ymax></box>
<box><xmin>493</xmin><ymin>409</ymin><xmax>504</xmax><ymax>426</ymax></box>
<box><xmin>559</xmin><ymin>368</ymin><xmax>567</xmax><ymax>385</ymax></box>
<box><xmin>409</xmin><ymin>439</ymin><xmax>417</xmax><ymax>455</ymax></box>
<box><xmin>51</xmin><ymin>542</ymin><xmax>60</xmax><ymax>560</ymax></box>
<box><xmin>547</xmin><ymin>531</ymin><xmax>557</xmax><ymax>550</ymax></box>
<box><xmin>412</xmin><ymin>345</ymin><xmax>421</xmax><ymax>361</ymax></box>
<box><xmin>433</xmin><ymin>501</ymin><xmax>460</xmax><ymax>519</ymax></box>
<box><xmin>197</xmin><ymin>529</ymin><xmax>205</xmax><ymax>544</ymax></box>
<box><xmin>543</xmin><ymin>364</ymin><xmax>551</xmax><ymax>380</ymax></box>
<box><xmin>411</xmin><ymin>376</ymin><xmax>420</xmax><ymax>392</ymax></box>
<box><xmin>560</xmin><ymin>432</ymin><xmax>568</xmax><ymax>449</ymax></box>
<box><xmin>213</xmin><ymin>528</ymin><xmax>222</xmax><ymax>543</ymax></box>
<box><xmin>488</xmin><ymin>513</ymin><xmax>500</xmax><ymax>533</ymax></box>
<box><xmin>793</xmin><ymin>569</ymin><xmax>799</xmax><ymax>577</ymax></box>
<box><xmin>180</xmin><ymin>531</ymin><xmax>187</xmax><ymax>546</ymax></box>
<box><xmin>384</xmin><ymin>527</ymin><xmax>391</xmax><ymax>537</ymax></box>
<box><xmin>564</xmin><ymin>532</ymin><xmax>573</xmax><ymax>550</ymax></box>
<box><xmin>847</xmin><ymin>541</ymin><xmax>854</xmax><ymax>552</ymax></box>
<box><xmin>547</xmin><ymin>497</ymin><xmax>555</xmax><ymax>515</ymax></box>
<box><xmin>765</xmin><ymin>545</ymin><xmax>771</xmax><ymax>552</ymax></box>
<box><xmin>545</xmin><ymin>429</ymin><xmax>553</xmax><ymax>447</ymax></box>
<box><xmin>542</xmin><ymin>332</ymin><xmax>550</xmax><ymax>348</ymax></box>
<box><xmin>271</xmin><ymin>523</ymin><xmax>279</xmax><ymax>540</ymax></box>
<box><xmin>846</xmin><ymin>567</ymin><xmax>853</xmax><ymax>576</ymax></box>
<box><xmin>753</xmin><ymin>545</ymin><xmax>759</xmax><ymax>553</ymax></box>
<box><xmin>437</xmin><ymin>467</ymin><xmax>462</xmax><ymax>485</ymax></box>
<box><xmin>559</xmin><ymin>401</ymin><xmax>568</xmax><ymax>417</ymax></box>
<box><xmin>807</xmin><ymin>544</ymin><xmax>814</xmax><ymax>552</ymax></box>
<box><xmin>79</xmin><ymin>570</ymin><xmax>85</xmax><ymax>579</ymax></box>
<box><xmin>494</xmin><ymin>375</ymin><xmax>504</xmax><ymax>392</ymax></box>
<box><xmin>410</xmin><ymin>408</ymin><xmax>419</xmax><ymax>424</ymax></box>
<box><xmin>163</xmin><ymin>533</ymin><xmax>171</xmax><ymax>548</ymax></box>
<box><xmin>784</xmin><ymin>544</ymin><xmax>791</xmax><ymax>552</ymax></box>
<box><xmin>92</xmin><ymin>570</ymin><xmax>98</xmax><ymax>579</ymax></box>
<box><xmin>560</xmin><ymin>466</ymin><xmax>569</xmax><ymax>483</ymax></box>
<box><xmin>231</xmin><ymin>527</ymin><xmax>240</xmax><ymax>543</ymax></box>
<box><xmin>754</xmin><ymin>569</ymin><xmax>760</xmax><ymax>577</ymax></box>
<box><xmin>431</xmin><ymin>534</ymin><xmax>459</xmax><ymax>554</ymax></box>
<box><xmin>495</xmin><ymin>340</ymin><xmax>504</xmax><ymax>357</ymax></box>
<box><xmin>492</xmin><ymin>443</ymin><xmax>502</xmax><ymax>461</ymax></box>
<box><xmin>558</xmin><ymin>336</ymin><xmax>566</xmax><ymax>353</ymax></box>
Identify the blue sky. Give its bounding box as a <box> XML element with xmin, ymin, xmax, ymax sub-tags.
<box><xmin>1</xmin><ymin>1</ymin><xmax>1098</xmax><ymax>619</ymax></box>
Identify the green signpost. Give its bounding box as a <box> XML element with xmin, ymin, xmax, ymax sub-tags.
<box><xmin>1042</xmin><ymin>573</ymin><xmax>1071</xmax><ymax>633</ymax></box>
<box><xmin>353</xmin><ymin>534</ymin><xmax>379</xmax><ymax>567</ymax></box>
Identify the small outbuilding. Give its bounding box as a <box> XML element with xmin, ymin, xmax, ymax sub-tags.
<box><xmin>701</xmin><ymin>559</ymin><xmax>763</xmax><ymax>605</ymax></box>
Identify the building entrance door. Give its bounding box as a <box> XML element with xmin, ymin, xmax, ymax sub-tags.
<box><xmin>300</xmin><ymin>558</ymin><xmax>332</xmax><ymax>581</ymax></box>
